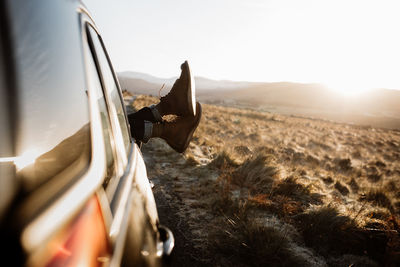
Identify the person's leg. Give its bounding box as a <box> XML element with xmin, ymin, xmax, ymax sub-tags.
<box><xmin>129</xmin><ymin>102</ymin><xmax>202</xmax><ymax>153</ymax></box>
<box><xmin>127</xmin><ymin>104</ymin><xmax>162</xmax><ymax>142</ymax></box>
<box><xmin>129</xmin><ymin>117</ymin><xmax>149</xmax><ymax>142</ymax></box>
<box><xmin>127</xmin><ymin>61</ymin><xmax>200</xmax><ymax>152</ymax></box>
<box><xmin>127</xmin><ymin>105</ymin><xmax>162</xmax><ymax>123</ymax></box>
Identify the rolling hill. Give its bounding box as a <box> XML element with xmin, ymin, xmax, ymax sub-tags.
<box><xmin>118</xmin><ymin>72</ymin><xmax>400</xmax><ymax>129</ymax></box>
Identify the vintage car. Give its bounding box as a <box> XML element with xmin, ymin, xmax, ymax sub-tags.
<box><xmin>0</xmin><ymin>0</ymin><xmax>173</xmax><ymax>266</ymax></box>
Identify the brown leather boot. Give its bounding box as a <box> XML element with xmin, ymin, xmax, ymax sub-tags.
<box><xmin>152</xmin><ymin>102</ymin><xmax>202</xmax><ymax>153</ymax></box>
<box><xmin>156</xmin><ymin>61</ymin><xmax>196</xmax><ymax>117</ymax></box>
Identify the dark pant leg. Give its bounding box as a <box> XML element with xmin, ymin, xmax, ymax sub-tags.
<box><xmin>128</xmin><ymin>107</ymin><xmax>156</xmax><ymax>141</ymax></box>
<box><xmin>128</xmin><ymin>107</ymin><xmax>157</xmax><ymax>122</ymax></box>
<box><xmin>128</xmin><ymin>116</ymin><xmax>144</xmax><ymax>141</ymax></box>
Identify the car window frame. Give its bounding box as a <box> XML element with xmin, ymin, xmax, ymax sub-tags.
<box><xmin>85</xmin><ymin>24</ymin><xmax>136</xmax><ymax>201</ymax></box>
<box><xmin>84</xmin><ymin>29</ymin><xmax>120</xmax><ymax>193</ymax></box>
<box><xmin>96</xmin><ymin>33</ymin><xmax>132</xmax><ymax>151</ymax></box>
<box><xmin>86</xmin><ymin>26</ymin><xmax>131</xmax><ymax>162</ymax></box>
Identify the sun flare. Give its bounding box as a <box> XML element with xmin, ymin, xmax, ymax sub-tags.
<box><xmin>325</xmin><ymin>81</ymin><xmax>373</xmax><ymax>97</ymax></box>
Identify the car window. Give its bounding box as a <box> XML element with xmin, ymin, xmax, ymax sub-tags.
<box><xmin>87</xmin><ymin>27</ymin><xmax>131</xmax><ymax>157</ymax></box>
<box><xmin>85</xmin><ymin>31</ymin><xmax>117</xmax><ymax>189</ymax></box>
<box><xmin>10</xmin><ymin>8</ymin><xmax>92</xmax><ymax>193</ymax></box>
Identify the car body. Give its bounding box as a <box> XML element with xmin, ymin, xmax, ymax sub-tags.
<box><xmin>0</xmin><ymin>0</ymin><xmax>173</xmax><ymax>266</ymax></box>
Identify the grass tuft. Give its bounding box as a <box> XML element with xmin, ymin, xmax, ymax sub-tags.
<box><xmin>364</xmin><ymin>190</ymin><xmax>393</xmax><ymax>211</ymax></box>
<box><xmin>294</xmin><ymin>207</ymin><xmax>368</xmax><ymax>257</ymax></box>
<box><xmin>210</xmin><ymin>202</ymin><xmax>325</xmax><ymax>267</ymax></box>
<box><xmin>273</xmin><ymin>176</ymin><xmax>323</xmax><ymax>205</ymax></box>
<box><xmin>209</xmin><ymin>150</ymin><xmax>238</xmax><ymax>170</ymax></box>
<box><xmin>231</xmin><ymin>153</ymin><xmax>278</xmax><ymax>193</ymax></box>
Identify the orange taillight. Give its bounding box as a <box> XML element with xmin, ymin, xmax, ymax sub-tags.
<box><xmin>29</xmin><ymin>196</ymin><xmax>110</xmax><ymax>267</ymax></box>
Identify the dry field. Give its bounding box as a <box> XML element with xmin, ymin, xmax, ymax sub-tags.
<box><xmin>129</xmin><ymin>94</ymin><xmax>400</xmax><ymax>266</ymax></box>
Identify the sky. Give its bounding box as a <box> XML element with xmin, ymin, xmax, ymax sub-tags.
<box><xmin>84</xmin><ymin>0</ymin><xmax>400</xmax><ymax>93</ymax></box>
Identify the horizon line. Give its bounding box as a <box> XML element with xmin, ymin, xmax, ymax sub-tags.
<box><xmin>117</xmin><ymin>70</ymin><xmax>400</xmax><ymax>91</ymax></box>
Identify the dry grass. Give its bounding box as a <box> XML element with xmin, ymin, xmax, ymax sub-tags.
<box><xmin>231</xmin><ymin>153</ymin><xmax>278</xmax><ymax>193</ymax></box>
<box><xmin>210</xmin><ymin>204</ymin><xmax>325</xmax><ymax>267</ymax></box>
<box><xmin>130</xmin><ymin>94</ymin><xmax>400</xmax><ymax>266</ymax></box>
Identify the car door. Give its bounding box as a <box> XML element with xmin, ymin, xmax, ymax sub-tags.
<box><xmin>83</xmin><ymin>20</ymin><xmax>162</xmax><ymax>266</ymax></box>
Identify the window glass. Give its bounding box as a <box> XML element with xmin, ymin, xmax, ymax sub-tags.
<box><xmin>11</xmin><ymin>6</ymin><xmax>92</xmax><ymax>193</ymax></box>
<box><xmin>88</xmin><ymin>28</ymin><xmax>131</xmax><ymax>155</ymax></box>
<box><xmin>86</xmin><ymin>41</ymin><xmax>116</xmax><ymax>188</ymax></box>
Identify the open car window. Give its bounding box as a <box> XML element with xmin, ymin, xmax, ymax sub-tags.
<box><xmin>86</xmin><ymin>27</ymin><xmax>131</xmax><ymax>158</ymax></box>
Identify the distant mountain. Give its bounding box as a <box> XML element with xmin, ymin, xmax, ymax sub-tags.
<box><xmin>117</xmin><ymin>71</ymin><xmax>400</xmax><ymax>129</ymax></box>
<box><xmin>118</xmin><ymin>71</ymin><xmax>175</xmax><ymax>85</ymax></box>
<box><xmin>117</xmin><ymin>71</ymin><xmax>252</xmax><ymax>94</ymax></box>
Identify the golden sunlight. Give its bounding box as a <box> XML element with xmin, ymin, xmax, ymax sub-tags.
<box><xmin>235</xmin><ymin>0</ymin><xmax>400</xmax><ymax>92</ymax></box>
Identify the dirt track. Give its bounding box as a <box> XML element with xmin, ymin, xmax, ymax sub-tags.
<box><xmin>141</xmin><ymin>140</ymin><xmax>211</xmax><ymax>266</ymax></box>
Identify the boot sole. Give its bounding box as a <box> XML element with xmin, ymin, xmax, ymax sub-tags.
<box><xmin>183</xmin><ymin>61</ymin><xmax>197</xmax><ymax>116</ymax></box>
<box><xmin>176</xmin><ymin>102</ymin><xmax>202</xmax><ymax>153</ymax></box>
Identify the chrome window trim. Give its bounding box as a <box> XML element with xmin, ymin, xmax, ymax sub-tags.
<box><xmin>109</xmin><ymin>143</ymin><xmax>138</xmax><ymax>240</ymax></box>
<box><xmin>96</xmin><ymin>188</ymin><xmax>113</xmax><ymax>232</ymax></box>
<box><xmin>86</xmin><ymin>26</ymin><xmax>128</xmax><ymax>173</ymax></box>
<box><xmin>85</xmin><ymin>23</ymin><xmax>122</xmax><ymax>199</ymax></box>
<box><xmin>97</xmin><ymin>33</ymin><xmax>132</xmax><ymax>145</ymax></box>
<box><xmin>105</xmin><ymin>139</ymin><xmax>134</xmax><ymax>203</ymax></box>
<box><xmin>109</xmin><ymin>144</ymin><xmax>141</xmax><ymax>267</ymax></box>
<box><xmin>20</xmin><ymin>11</ymin><xmax>108</xmax><ymax>253</ymax></box>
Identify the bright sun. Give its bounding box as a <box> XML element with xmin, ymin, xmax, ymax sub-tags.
<box><xmin>325</xmin><ymin>80</ymin><xmax>373</xmax><ymax>97</ymax></box>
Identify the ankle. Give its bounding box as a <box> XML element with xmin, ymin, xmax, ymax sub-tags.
<box><xmin>151</xmin><ymin>122</ymin><xmax>164</xmax><ymax>138</ymax></box>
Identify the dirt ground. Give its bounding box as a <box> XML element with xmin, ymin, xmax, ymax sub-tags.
<box><xmin>131</xmin><ymin>94</ymin><xmax>400</xmax><ymax>266</ymax></box>
<box><xmin>142</xmin><ymin>140</ymin><xmax>209</xmax><ymax>266</ymax></box>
